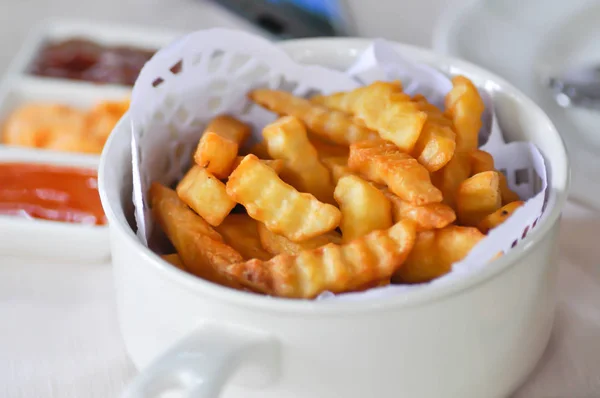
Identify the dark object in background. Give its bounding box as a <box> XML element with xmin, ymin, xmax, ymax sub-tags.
<box><xmin>29</xmin><ymin>39</ymin><xmax>156</xmax><ymax>86</ymax></box>
<box><xmin>212</xmin><ymin>0</ymin><xmax>355</xmax><ymax>39</ymax></box>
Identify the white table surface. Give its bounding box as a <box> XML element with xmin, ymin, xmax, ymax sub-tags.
<box><xmin>1</xmin><ymin>1</ymin><xmax>599</xmax><ymax>397</ymax></box>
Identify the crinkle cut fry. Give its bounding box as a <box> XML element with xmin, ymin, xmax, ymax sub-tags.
<box><xmin>348</xmin><ymin>139</ymin><xmax>443</xmax><ymax>205</ymax></box>
<box><xmin>226</xmin><ymin>154</ymin><xmax>341</xmax><ymax>242</ymax></box>
<box><xmin>311</xmin><ymin>81</ymin><xmax>427</xmax><ymax>153</ymax></box>
<box><xmin>149</xmin><ymin>182</ymin><xmax>244</xmax><ymax>289</ymax></box>
<box><xmin>445</xmin><ymin>76</ymin><xmax>485</xmax><ymax>152</ymax></box>
<box><xmin>249</xmin><ymin>89</ymin><xmax>378</xmax><ymax>145</ymax></box>
<box><xmin>223</xmin><ymin>220</ymin><xmax>416</xmax><ymax>299</ymax></box>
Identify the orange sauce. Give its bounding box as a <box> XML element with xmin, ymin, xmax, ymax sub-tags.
<box><xmin>0</xmin><ymin>163</ymin><xmax>106</xmax><ymax>225</ymax></box>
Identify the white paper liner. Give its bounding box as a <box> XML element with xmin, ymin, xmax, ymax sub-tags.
<box><xmin>129</xmin><ymin>29</ymin><xmax>548</xmax><ymax>301</ymax></box>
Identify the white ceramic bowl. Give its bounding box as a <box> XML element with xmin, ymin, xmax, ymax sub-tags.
<box><xmin>99</xmin><ymin>38</ymin><xmax>570</xmax><ymax>398</ymax></box>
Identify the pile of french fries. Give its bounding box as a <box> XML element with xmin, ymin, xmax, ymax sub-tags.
<box><xmin>151</xmin><ymin>76</ymin><xmax>524</xmax><ymax>299</ymax></box>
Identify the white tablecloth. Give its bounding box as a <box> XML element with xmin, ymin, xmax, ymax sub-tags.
<box><xmin>2</xmin><ymin>200</ymin><xmax>599</xmax><ymax>398</ymax></box>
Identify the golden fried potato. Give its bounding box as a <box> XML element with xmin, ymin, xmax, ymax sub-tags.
<box><xmin>309</xmin><ymin>135</ymin><xmax>349</xmax><ymax>158</ymax></box>
<box><xmin>467</xmin><ymin>149</ymin><xmax>520</xmax><ymax>204</ymax></box>
<box><xmin>381</xmin><ymin>188</ymin><xmax>456</xmax><ymax>231</ymax></box>
<box><xmin>411</xmin><ymin>121</ymin><xmax>456</xmax><ymax>172</ymax></box>
<box><xmin>313</xmin><ymin>81</ymin><xmax>427</xmax><ymax>153</ymax></box>
<box><xmin>149</xmin><ymin>183</ymin><xmax>243</xmax><ymax>288</ymax></box>
<box><xmin>478</xmin><ymin>201</ymin><xmax>525</xmax><ymax>234</ymax></box>
<box><xmin>231</xmin><ymin>156</ymin><xmax>284</xmax><ymax>175</ymax></box>
<box><xmin>249</xmin><ymin>89</ymin><xmax>377</xmax><ymax>145</ymax></box>
<box><xmin>392</xmin><ymin>225</ymin><xmax>485</xmax><ymax>284</ymax></box>
<box><xmin>348</xmin><ymin>139</ymin><xmax>442</xmax><ymax>205</ymax></box>
<box><xmin>247</xmin><ymin>141</ymin><xmax>272</xmax><ymax>159</ymax></box>
<box><xmin>223</xmin><ymin>219</ymin><xmax>416</xmax><ymax>298</ymax></box>
<box><xmin>226</xmin><ymin>154</ymin><xmax>341</xmax><ymax>242</ymax></box>
<box><xmin>257</xmin><ymin>222</ymin><xmax>342</xmax><ymax>256</ymax></box>
<box><xmin>334</xmin><ymin>175</ymin><xmax>393</xmax><ymax>241</ymax></box>
<box><xmin>160</xmin><ymin>254</ymin><xmax>186</xmax><ymax>270</ymax></box>
<box><xmin>216</xmin><ymin>214</ymin><xmax>272</xmax><ymax>260</ymax></box>
<box><xmin>469</xmin><ymin>149</ymin><xmax>495</xmax><ymax>175</ymax></box>
<box><xmin>194</xmin><ymin>115</ymin><xmax>251</xmax><ymax>179</ymax></box>
<box><xmin>176</xmin><ymin>165</ymin><xmax>236</xmax><ymax>226</ymax></box>
<box><xmin>431</xmin><ymin>151</ymin><xmax>472</xmax><ymax>209</ymax></box>
<box><xmin>498</xmin><ymin>174</ymin><xmax>521</xmax><ymax>205</ymax></box>
<box><xmin>322</xmin><ymin>156</ymin><xmax>353</xmax><ymax>184</ymax></box>
<box><xmin>263</xmin><ymin>116</ymin><xmax>335</xmax><ymax>203</ymax></box>
<box><xmin>445</xmin><ymin>76</ymin><xmax>485</xmax><ymax>152</ymax></box>
<box><xmin>456</xmin><ymin>171</ymin><xmax>502</xmax><ymax>226</ymax></box>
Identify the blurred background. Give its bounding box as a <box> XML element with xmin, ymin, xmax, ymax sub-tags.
<box><xmin>0</xmin><ymin>0</ymin><xmax>447</xmax><ymax>74</ymax></box>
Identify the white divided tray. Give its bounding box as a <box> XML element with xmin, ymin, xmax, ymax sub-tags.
<box><xmin>0</xmin><ymin>20</ymin><xmax>182</xmax><ymax>262</ymax></box>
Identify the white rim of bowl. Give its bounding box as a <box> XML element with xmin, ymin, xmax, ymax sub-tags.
<box><xmin>431</xmin><ymin>0</ymin><xmax>482</xmax><ymax>55</ymax></box>
<box><xmin>99</xmin><ymin>37</ymin><xmax>570</xmax><ymax>315</ymax></box>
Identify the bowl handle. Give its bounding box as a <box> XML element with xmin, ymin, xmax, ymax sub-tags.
<box><xmin>122</xmin><ymin>322</ymin><xmax>280</xmax><ymax>397</ymax></box>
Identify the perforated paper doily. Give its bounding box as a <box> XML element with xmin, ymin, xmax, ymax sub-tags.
<box><xmin>129</xmin><ymin>29</ymin><xmax>548</xmax><ymax>300</ymax></box>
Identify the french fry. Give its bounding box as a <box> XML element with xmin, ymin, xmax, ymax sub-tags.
<box><xmin>334</xmin><ymin>175</ymin><xmax>393</xmax><ymax>241</ymax></box>
<box><xmin>247</xmin><ymin>141</ymin><xmax>271</xmax><ymax>159</ymax></box>
<box><xmin>381</xmin><ymin>188</ymin><xmax>456</xmax><ymax>231</ymax></box>
<box><xmin>222</xmin><ymin>219</ymin><xmax>416</xmax><ymax>298</ymax></box>
<box><xmin>226</xmin><ymin>154</ymin><xmax>341</xmax><ymax>242</ymax></box>
<box><xmin>348</xmin><ymin>139</ymin><xmax>442</xmax><ymax>205</ymax></box>
<box><xmin>309</xmin><ymin>135</ymin><xmax>349</xmax><ymax>158</ymax></box>
<box><xmin>231</xmin><ymin>156</ymin><xmax>284</xmax><ymax>175</ymax></box>
<box><xmin>322</xmin><ymin>156</ymin><xmax>353</xmax><ymax>184</ymax></box>
<box><xmin>456</xmin><ymin>171</ymin><xmax>502</xmax><ymax>226</ymax></box>
<box><xmin>176</xmin><ymin>165</ymin><xmax>236</xmax><ymax>226</ymax></box>
<box><xmin>431</xmin><ymin>151</ymin><xmax>472</xmax><ymax>209</ymax></box>
<box><xmin>216</xmin><ymin>214</ymin><xmax>272</xmax><ymax>260</ymax></box>
<box><xmin>468</xmin><ymin>149</ymin><xmax>520</xmax><ymax>204</ymax></box>
<box><xmin>257</xmin><ymin>222</ymin><xmax>342</xmax><ymax>256</ymax></box>
<box><xmin>194</xmin><ymin>115</ymin><xmax>251</xmax><ymax>178</ymax></box>
<box><xmin>392</xmin><ymin>225</ymin><xmax>485</xmax><ymax>284</ymax></box>
<box><xmin>312</xmin><ymin>81</ymin><xmax>427</xmax><ymax>153</ymax></box>
<box><xmin>478</xmin><ymin>201</ymin><xmax>525</xmax><ymax>234</ymax></box>
<box><xmin>150</xmin><ymin>183</ymin><xmax>243</xmax><ymax>288</ymax></box>
<box><xmin>445</xmin><ymin>76</ymin><xmax>485</xmax><ymax>152</ymax></box>
<box><xmin>262</xmin><ymin>116</ymin><xmax>335</xmax><ymax>203</ymax></box>
<box><xmin>160</xmin><ymin>254</ymin><xmax>186</xmax><ymax>271</ymax></box>
<box><xmin>249</xmin><ymin>89</ymin><xmax>378</xmax><ymax>145</ymax></box>
<box><xmin>469</xmin><ymin>149</ymin><xmax>495</xmax><ymax>174</ymax></box>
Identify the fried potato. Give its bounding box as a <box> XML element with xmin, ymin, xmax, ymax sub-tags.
<box><xmin>322</xmin><ymin>156</ymin><xmax>352</xmax><ymax>184</ymax></box>
<box><xmin>309</xmin><ymin>135</ymin><xmax>349</xmax><ymax>158</ymax></box>
<box><xmin>222</xmin><ymin>219</ymin><xmax>416</xmax><ymax>298</ymax></box>
<box><xmin>257</xmin><ymin>222</ymin><xmax>342</xmax><ymax>256</ymax></box>
<box><xmin>194</xmin><ymin>115</ymin><xmax>251</xmax><ymax>178</ymax></box>
<box><xmin>334</xmin><ymin>175</ymin><xmax>393</xmax><ymax>241</ymax></box>
<box><xmin>381</xmin><ymin>188</ymin><xmax>456</xmax><ymax>231</ymax></box>
<box><xmin>478</xmin><ymin>201</ymin><xmax>525</xmax><ymax>234</ymax></box>
<box><xmin>410</xmin><ymin>97</ymin><xmax>456</xmax><ymax>172</ymax></box>
<box><xmin>468</xmin><ymin>149</ymin><xmax>520</xmax><ymax>204</ymax></box>
<box><xmin>445</xmin><ymin>76</ymin><xmax>485</xmax><ymax>152</ymax></box>
<box><xmin>431</xmin><ymin>151</ymin><xmax>472</xmax><ymax>209</ymax></box>
<box><xmin>231</xmin><ymin>156</ymin><xmax>284</xmax><ymax>175</ymax></box>
<box><xmin>247</xmin><ymin>141</ymin><xmax>271</xmax><ymax>159</ymax></box>
<box><xmin>392</xmin><ymin>225</ymin><xmax>485</xmax><ymax>284</ymax></box>
<box><xmin>226</xmin><ymin>154</ymin><xmax>341</xmax><ymax>242</ymax></box>
<box><xmin>313</xmin><ymin>81</ymin><xmax>427</xmax><ymax>153</ymax></box>
<box><xmin>348</xmin><ymin>139</ymin><xmax>442</xmax><ymax>205</ymax></box>
<box><xmin>176</xmin><ymin>165</ymin><xmax>236</xmax><ymax>226</ymax></box>
<box><xmin>216</xmin><ymin>214</ymin><xmax>272</xmax><ymax>260</ymax></box>
<box><xmin>249</xmin><ymin>89</ymin><xmax>378</xmax><ymax>145</ymax></box>
<box><xmin>263</xmin><ymin>116</ymin><xmax>334</xmax><ymax>203</ymax></box>
<box><xmin>160</xmin><ymin>254</ymin><xmax>186</xmax><ymax>270</ymax></box>
<box><xmin>469</xmin><ymin>149</ymin><xmax>495</xmax><ymax>175</ymax></box>
<box><xmin>149</xmin><ymin>183</ymin><xmax>243</xmax><ymax>288</ymax></box>
<box><xmin>456</xmin><ymin>171</ymin><xmax>502</xmax><ymax>226</ymax></box>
